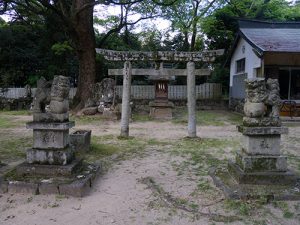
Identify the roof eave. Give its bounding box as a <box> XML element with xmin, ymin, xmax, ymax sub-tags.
<box><xmin>238</xmin><ymin>30</ymin><xmax>264</xmax><ymax>56</ymax></box>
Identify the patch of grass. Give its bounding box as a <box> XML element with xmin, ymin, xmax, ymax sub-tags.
<box><xmin>197</xmin><ymin>178</ymin><xmax>212</xmax><ymax>192</ymax></box>
<box><xmin>132</xmin><ymin>114</ymin><xmax>152</xmax><ymax>122</ymax></box>
<box><xmin>0</xmin><ymin>110</ymin><xmax>30</xmax><ymax>116</ymax></box>
<box><xmin>0</xmin><ymin>116</ymin><xmax>26</xmax><ymax>128</ymax></box>
<box><xmin>71</xmin><ymin>115</ymin><xmax>104</xmax><ymax>125</ymax></box>
<box><xmin>83</xmin><ymin>135</ymin><xmax>149</xmax><ymax>163</ymax></box>
<box><xmin>172</xmin><ymin>109</ymin><xmax>243</xmax><ymax>126</ymax></box>
<box><xmin>171</xmin><ymin>138</ymin><xmax>237</xmax><ymax>173</ymax></box>
<box><xmin>224</xmin><ymin>199</ymin><xmax>253</xmax><ymax>216</ymax></box>
<box><xmin>272</xmin><ymin>201</ymin><xmax>294</xmax><ymax>219</ymax></box>
<box><xmin>0</xmin><ymin>136</ymin><xmax>31</xmax><ymax>161</ymax></box>
<box><xmin>147</xmin><ymin>139</ymin><xmax>169</xmax><ymax>146</ymax></box>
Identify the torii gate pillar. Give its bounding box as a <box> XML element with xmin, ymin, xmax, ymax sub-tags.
<box><xmin>120</xmin><ymin>61</ymin><xmax>132</xmax><ymax>137</ymax></box>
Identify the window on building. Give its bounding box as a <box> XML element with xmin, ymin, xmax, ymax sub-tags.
<box><xmin>236</xmin><ymin>58</ymin><xmax>245</xmax><ymax>73</ymax></box>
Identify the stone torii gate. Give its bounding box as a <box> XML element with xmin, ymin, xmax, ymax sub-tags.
<box><xmin>96</xmin><ymin>48</ymin><xmax>224</xmax><ymax>138</ymax></box>
<box><xmin>108</xmin><ymin>63</ymin><xmax>211</xmax><ymax>120</ymax></box>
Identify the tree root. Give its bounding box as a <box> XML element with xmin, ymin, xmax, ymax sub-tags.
<box><xmin>139</xmin><ymin>176</ymin><xmax>242</xmax><ymax>223</ymax></box>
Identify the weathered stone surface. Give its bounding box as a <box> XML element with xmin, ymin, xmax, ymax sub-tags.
<box><xmin>244</xmin><ymin>102</ymin><xmax>265</xmax><ymax>118</ymax></box>
<box><xmin>39</xmin><ymin>181</ymin><xmax>59</xmax><ymax>195</ymax></box>
<box><xmin>96</xmin><ymin>48</ymin><xmax>224</xmax><ymax>62</ymax></box>
<box><xmin>243</xmin><ymin>117</ymin><xmax>281</xmax><ymax>127</ymax></box>
<box><xmin>27</xmin><ymin>147</ymin><xmax>74</xmax><ymax>165</ymax></box>
<box><xmin>26</xmin><ymin>121</ymin><xmax>74</xmax><ymax>130</ymax></box>
<box><xmin>49</xmin><ymin>75</ymin><xmax>70</xmax><ymax>114</ymax></box>
<box><xmin>0</xmin><ymin>177</ymin><xmax>8</xmax><ymax>193</ymax></box>
<box><xmin>8</xmin><ymin>181</ymin><xmax>39</xmax><ymax>194</ymax></box>
<box><xmin>102</xmin><ymin>109</ymin><xmax>121</xmax><ymax>120</ymax></box>
<box><xmin>228</xmin><ymin>161</ymin><xmax>297</xmax><ymax>185</ymax></box>
<box><xmin>33</xmin><ymin>112</ymin><xmax>69</xmax><ymax>122</ymax></box>
<box><xmin>245</xmin><ymin>79</ymin><xmax>267</xmax><ymax>103</ymax></box>
<box><xmin>31</xmin><ymin>77</ymin><xmax>52</xmax><ymax>113</ymax></box>
<box><xmin>81</xmin><ymin>107</ymin><xmax>98</xmax><ymax>115</ymax></box>
<box><xmin>108</xmin><ymin>68</ymin><xmax>211</xmax><ymax>77</ymax></box>
<box><xmin>150</xmin><ymin>107</ymin><xmax>173</xmax><ymax>120</ymax></box>
<box><xmin>209</xmin><ymin>167</ymin><xmax>300</xmax><ymax>200</ymax></box>
<box><xmin>33</xmin><ymin>130</ymin><xmax>69</xmax><ymax>149</ymax></box>
<box><xmin>242</xmin><ymin>135</ymin><xmax>281</xmax><ymax>155</ymax></box>
<box><xmin>149</xmin><ymin>101</ymin><xmax>174</xmax><ymax>120</ymax></box>
<box><xmin>70</xmin><ymin>130</ymin><xmax>91</xmax><ymax>152</ymax></box>
<box><xmin>238</xmin><ymin>126</ymin><xmax>288</xmax><ymax>135</ymax></box>
<box><xmin>236</xmin><ymin>151</ymin><xmax>287</xmax><ymax>172</ymax></box>
<box><xmin>17</xmin><ymin>159</ymin><xmax>82</xmax><ymax>176</ymax></box>
<box><xmin>59</xmin><ymin>175</ymin><xmax>92</xmax><ymax>197</ymax></box>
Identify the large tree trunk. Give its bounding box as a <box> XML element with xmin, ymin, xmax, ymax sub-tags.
<box><xmin>72</xmin><ymin>0</ymin><xmax>96</xmax><ymax>110</ymax></box>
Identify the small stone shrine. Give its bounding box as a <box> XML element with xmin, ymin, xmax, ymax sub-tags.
<box><xmin>210</xmin><ymin>78</ymin><xmax>300</xmax><ymax>200</ymax></box>
<box><xmin>1</xmin><ymin>76</ymin><xmax>99</xmax><ymax>197</ymax></box>
<box><xmin>149</xmin><ymin>63</ymin><xmax>174</xmax><ymax>119</ymax></box>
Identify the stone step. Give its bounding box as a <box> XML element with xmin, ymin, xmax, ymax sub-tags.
<box><xmin>228</xmin><ymin>160</ymin><xmax>297</xmax><ymax>185</ymax></box>
<box><xmin>236</xmin><ymin>151</ymin><xmax>287</xmax><ymax>172</ymax></box>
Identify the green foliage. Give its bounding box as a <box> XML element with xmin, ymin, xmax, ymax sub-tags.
<box><xmin>208</xmin><ymin>66</ymin><xmax>230</xmax><ymax>94</ymax></box>
<box><xmin>202</xmin><ymin>0</ymin><xmax>300</xmax><ymax>52</ymax></box>
<box><xmin>51</xmin><ymin>41</ymin><xmax>73</xmax><ymax>56</ymax></box>
<box><xmin>0</xmin><ymin>18</ymin><xmax>77</xmax><ymax>87</ymax></box>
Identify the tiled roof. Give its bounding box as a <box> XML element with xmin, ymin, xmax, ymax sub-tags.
<box><xmin>239</xmin><ymin>20</ymin><xmax>300</xmax><ymax>53</ymax></box>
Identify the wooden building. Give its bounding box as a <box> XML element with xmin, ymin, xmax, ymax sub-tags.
<box><xmin>229</xmin><ymin>19</ymin><xmax>300</xmax><ymax>116</ymax></box>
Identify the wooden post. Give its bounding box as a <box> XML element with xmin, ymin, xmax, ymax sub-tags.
<box><xmin>187</xmin><ymin>61</ymin><xmax>197</xmax><ymax>138</ymax></box>
<box><xmin>120</xmin><ymin>61</ymin><xmax>132</xmax><ymax>137</ymax></box>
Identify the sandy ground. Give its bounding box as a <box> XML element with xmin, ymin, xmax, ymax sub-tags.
<box><xmin>0</xmin><ymin>113</ymin><xmax>299</xmax><ymax>225</ymax></box>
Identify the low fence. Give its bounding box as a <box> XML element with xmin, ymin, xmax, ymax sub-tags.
<box><xmin>0</xmin><ymin>83</ymin><xmax>222</xmax><ymax>100</ymax></box>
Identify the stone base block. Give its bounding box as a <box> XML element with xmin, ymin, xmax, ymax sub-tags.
<box><xmin>16</xmin><ymin>159</ymin><xmax>82</xmax><ymax>176</ymax></box>
<box><xmin>33</xmin><ymin>129</ymin><xmax>69</xmax><ymax>149</ymax></box>
<box><xmin>33</xmin><ymin>112</ymin><xmax>69</xmax><ymax>122</ymax></box>
<box><xmin>102</xmin><ymin>110</ymin><xmax>121</xmax><ymax>120</ymax></box>
<box><xmin>8</xmin><ymin>181</ymin><xmax>39</xmax><ymax>194</ymax></box>
<box><xmin>70</xmin><ymin>130</ymin><xmax>91</xmax><ymax>152</ymax></box>
<box><xmin>3</xmin><ymin>162</ymin><xmax>100</xmax><ymax>197</ymax></box>
<box><xmin>242</xmin><ymin>135</ymin><xmax>281</xmax><ymax>155</ymax></box>
<box><xmin>236</xmin><ymin>151</ymin><xmax>287</xmax><ymax>172</ymax></box>
<box><xmin>149</xmin><ymin>101</ymin><xmax>174</xmax><ymax>120</ymax></box>
<box><xmin>59</xmin><ymin>174</ymin><xmax>92</xmax><ymax>197</ymax></box>
<box><xmin>150</xmin><ymin>107</ymin><xmax>173</xmax><ymax>120</ymax></box>
<box><xmin>39</xmin><ymin>181</ymin><xmax>60</xmax><ymax>195</ymax></box>
<box><xmin>26</xmin><ymin>147</ymin><xmax>74</xmax><ymax>165</ymax></box>
<box><xmin>238</xmin><ymin>126</ymin><xmax>288</xmax><ymax>136</ymax></box>
<box><xmin>228</xmin><ymin>160</ymin><xmax>297</xmax><ymax>185</ymax></box>
<box><xmin>209</xmin><ymin>167</ymin><xmax>300</xmax><ymax>200</ymax></box>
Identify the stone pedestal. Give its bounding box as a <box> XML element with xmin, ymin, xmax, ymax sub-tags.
<box><xmin>149</xmin><ymin>100</ymin><xmax>174</xmax><ymax>120</ymax></box>
<box><xmin>228</xmin><ymin>126</ymin><xmax>297</xmax><ymax>185</ymax></box>
<box><xmin>26</xmin><ymin>121</ymin><xmax>75</xmax><ymax>165</ymax></box>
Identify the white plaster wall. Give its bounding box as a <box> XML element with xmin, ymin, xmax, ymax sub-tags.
<box><xmin>230</xmin><ymin>38</ymin><xmax>262</xmax><ymax>87</ymax></box>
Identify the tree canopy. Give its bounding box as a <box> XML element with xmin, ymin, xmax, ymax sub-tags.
<box><xmin>1</xmin><ymin>0</ymin><xmax>300</xmax><ymax>101</ymax></box>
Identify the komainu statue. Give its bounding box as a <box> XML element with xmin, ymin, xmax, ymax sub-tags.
<box><xmin>243</xmin><ymin>78</ymin><xmax>281</xmax><ymax>127</ymax></box>
<box><xmin>49</xmin><ymin>75</ymin><xmax>70</xmax><ymax>114</ymax></box>
<box><xmin>32</xmin><ymin>77</ymin><xmax>52</xmax><ymax>113</ymax></box>
<box><xmin>265</xmin><ymin>78</ymin><xmax>281</xmax><ymax>118</ymax></box>
<box><xmin>32</xmin><ymin>76</ymin><xmax>70</xmax><ymax>122</ymax></box>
